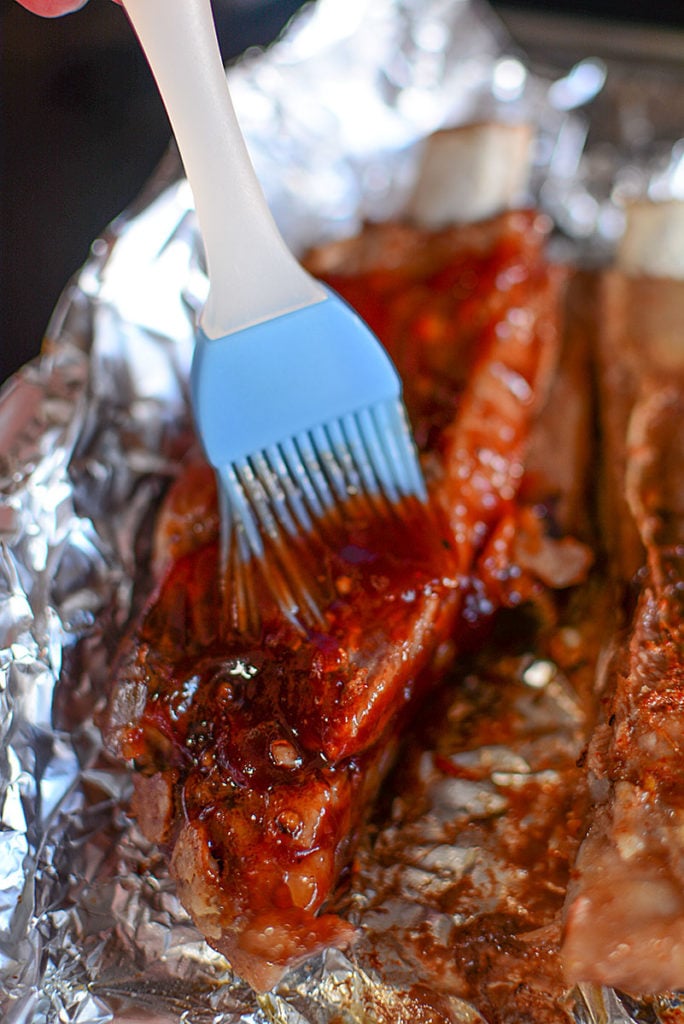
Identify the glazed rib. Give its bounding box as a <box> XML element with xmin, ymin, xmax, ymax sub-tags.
<box><xmin>104</xmin><ymin>210</ymin><xmax>568</xmax><ymax>991</ymax></box>
<box><xmin>562</xmin><ymin>269</ymin><xmax>684</xmax><ymax>993</ymax></box>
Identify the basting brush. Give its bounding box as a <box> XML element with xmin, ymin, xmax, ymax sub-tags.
<box><xmin>123</xmin><ymin>0</ymin><xmax>426</xmax><ymax>630</ymax></box>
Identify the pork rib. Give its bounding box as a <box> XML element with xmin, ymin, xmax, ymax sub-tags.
<box><xmin>562</xmin><ymin>269</ymin><xmax>684</xmax><ymax>993</ymax></box>
<box><xmin>104</xmin><ymin>210</ymin><xmax>567</xmax><ymax>991</ymax></box>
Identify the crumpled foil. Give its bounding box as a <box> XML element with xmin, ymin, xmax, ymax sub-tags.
<box><xmin>2</xmin><ymin>0</ymin><xmax>684</xmax><ymax>1021</ymax></box>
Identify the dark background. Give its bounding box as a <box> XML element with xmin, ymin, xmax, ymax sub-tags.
<box><xmin>2</xmin><ymin>0</ymin><xmax>683</xmax><ymax>386</ymax></box>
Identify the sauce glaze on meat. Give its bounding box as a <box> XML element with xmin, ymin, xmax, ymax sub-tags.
<box><xmin>103</xmin><ymin>210</ymin><xmax>581</xmax><ymax>992</ymax></box>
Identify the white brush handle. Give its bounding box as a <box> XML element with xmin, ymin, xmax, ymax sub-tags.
<box><xmin>123</xmin><ymin>0</ymin><xmax>326</xmax><ymax>339</ymax></box>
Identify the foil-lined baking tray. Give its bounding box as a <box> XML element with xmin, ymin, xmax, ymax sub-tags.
<box><xmin>1</xmin><ymin>0</ymin><xmax>684</xmax><ymax>1021</ymax></box>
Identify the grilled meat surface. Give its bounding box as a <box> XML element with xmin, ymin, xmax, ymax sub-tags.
<box><xmin>562</xmin><ymin>283</ymin><xmax>684</xmax><ymax>993</ymax></box>
<box><xmin>103</xmin><ymin>209</ymin><xmax>582</xmax><ymax>991</ymax></box>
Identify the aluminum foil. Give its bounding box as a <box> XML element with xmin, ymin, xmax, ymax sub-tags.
<box><xmin>2</xmin><ymin>0</ymin><xmax>684</xmax><ymax>1021</ymax></box>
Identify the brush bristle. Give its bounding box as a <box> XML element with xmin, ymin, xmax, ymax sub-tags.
<box><xmin>218</xmin><ymin>399</ymin><xmax>425</xmax><ymax>633</ymax></box>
